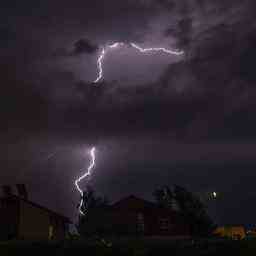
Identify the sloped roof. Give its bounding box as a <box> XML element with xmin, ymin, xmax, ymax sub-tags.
<box><xmin>1</xmin><ymin>195</ymin><xmax>71</xmax><ymax>223</ymax></box>
<box><xmin>112</xmin><ymin>195</ymin><xmax>157</xmax><ymax>210</ymax></box>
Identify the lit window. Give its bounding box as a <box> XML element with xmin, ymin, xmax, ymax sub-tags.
<box><xmin>137</xmin><ymin>213</ymin><xmax>145</xmax><ymax>232</ymax></box>
<box><xmin>159</xmin><ymin>218</ymin><xmax>169</xmax><ymax>231</ymax></box>
<box><xmin>48</xmin><ymin>225</ymin><xmax>54</xmax><ymax>240</ymax></box>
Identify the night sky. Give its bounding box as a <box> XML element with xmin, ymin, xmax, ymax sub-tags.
<box><xmin>1</xmin><ymin>0</ymin><xmax>256</xmax><ymax>225</ymax></box>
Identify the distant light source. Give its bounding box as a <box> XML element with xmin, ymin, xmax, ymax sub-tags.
<box><xmin>212</xmin><ymin>192</ymin><xmax>217</xmax><ymax>198</ymax></box>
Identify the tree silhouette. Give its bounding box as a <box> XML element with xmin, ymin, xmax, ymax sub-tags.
<box><xmin>153</xmin><ymin>185</ymin><xmax>215</xmax><ymax>236</ymax></box>
<box><xmin>153</xmin><ymin>185</ymin><xmax>174</xmax><ymax>209</ymax></box>
<box><xmin>78</xmin><ymin>186</ymin><xmax>109</xmax><ymax>236</ymax></box>
<box><xmin>79</xmin><ymin>186</ymin><xmax>108</xmax><ymax>214</ymax></box>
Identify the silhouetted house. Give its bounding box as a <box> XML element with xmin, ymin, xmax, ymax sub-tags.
<box><xmin>0</xmin><ymin>185</ymin><xmax>71</xmax><ymax>240</ymax></box>
<box><xmin>82</xmin><ymin>195</ymin><xmax>190</xmax><ymax>237</ymax></box>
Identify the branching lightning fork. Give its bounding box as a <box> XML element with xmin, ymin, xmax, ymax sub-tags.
<box><xmin>75</xmin><ymin>147</ymin><xmax>96</xmax><ymax>215</ymax></box>
<box><xmin>93</xmin><ymin>42</ymin><xmax>184</xmax><ymax>83</ymax></box>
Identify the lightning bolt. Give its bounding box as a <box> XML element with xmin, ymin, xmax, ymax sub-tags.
<box><xmin>75</xmin><ymin>147</ymin><xmax>96</xmax><ymax>215</ymax></box>
<box><xmin>94</xmin><ymin>42</ymin><xmax>124</xmax><ymax>83</ymax></box>
<box><xmin>93</xmin><ymin>42</ymin><xmax>184</xmax><ymax>83</ymax></box>
<box><xmin>130</xmin><ymin>43</ymin><xmax>184</xmax><ymax>55</ymax></box>
<box><xmin>94</xmin><ymin>48</ymin><xmax>105</xmax><ymax>83</ymax></box>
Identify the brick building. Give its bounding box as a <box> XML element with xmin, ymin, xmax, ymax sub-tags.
<box><xmin>82</xmin><ymin>195</ymin><xmax>190</xmax><ymax>237</ymax></box>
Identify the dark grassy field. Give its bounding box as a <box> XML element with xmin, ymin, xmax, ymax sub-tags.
<box><xmin>1</xmin><ymin>238</ymin><xmax>256</xmax><ymax>256</ymax></box>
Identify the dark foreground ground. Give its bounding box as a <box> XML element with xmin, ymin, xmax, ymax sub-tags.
<box><xmin>1</xmin><ymin>238</ymin><xmax>256</xmax><ymax>256</ymax></box>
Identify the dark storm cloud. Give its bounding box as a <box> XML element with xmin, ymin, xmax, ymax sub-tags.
<box><xmin>164</xmin><ymin>17</ymin><xmax>193</xmax><ymax>49</ymax></box>
<box><xmin>1</xmin><ymin>0</ymin><xmax>256</xmax><ymax>140</ymax></box>
<box><xmin>72</xmin><ymin>39</ymin><xmax>98</xmax><ymax>55</ymax></box>
<box><xmin>152</xmin><ymin>0</ymin><xmax>176</xmax><ymax>11</ymax></box>
<box><xmin>158</xmin><ymin>9</ymin><xmax>256</xmax><ymax>140</ymax></box>
<box><xmin>58</xmin><ymin>7</ymin><xmax>256</xmax><ymax>140</ymax></box>
<box><xmin>0</xmin><ymin>0</ymin><xmax>158</xmax><ymax>58</ymax></box>
<box><xmin>52</xmin><ymin>38</ymin><xmax>98</xmax><ymax>58</ymax></box>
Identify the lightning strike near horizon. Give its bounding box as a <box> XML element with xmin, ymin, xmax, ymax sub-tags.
<box><xmin>75</xmin><ymin>147</ymin><xmax>96</xmax><ymax>215</ymax></box>
<box><xmin>93</xmin><ymin>42</ymin><xmax>184</xmax><ymax>83</ymax></box>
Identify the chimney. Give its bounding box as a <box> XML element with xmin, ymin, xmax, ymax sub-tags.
<box><xmin>2</xmin><ymin>185</ymin><xmax>13</xmax><ymax>197</ymax></box>
<box><xmin>16</xmin><ymin>184</ymin><xmax>28</xmax><ymax>200</ymax></box>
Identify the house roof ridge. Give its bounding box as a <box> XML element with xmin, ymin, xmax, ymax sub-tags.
<box><xmin>111</xmin><ymin>194</ymin><xmax>156</xmax><ymax>206</ymax></box>
<box><xmin>1</xmin><ymin>194</ymin><xmax>71</xmax><ymax>223</ymax></box>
